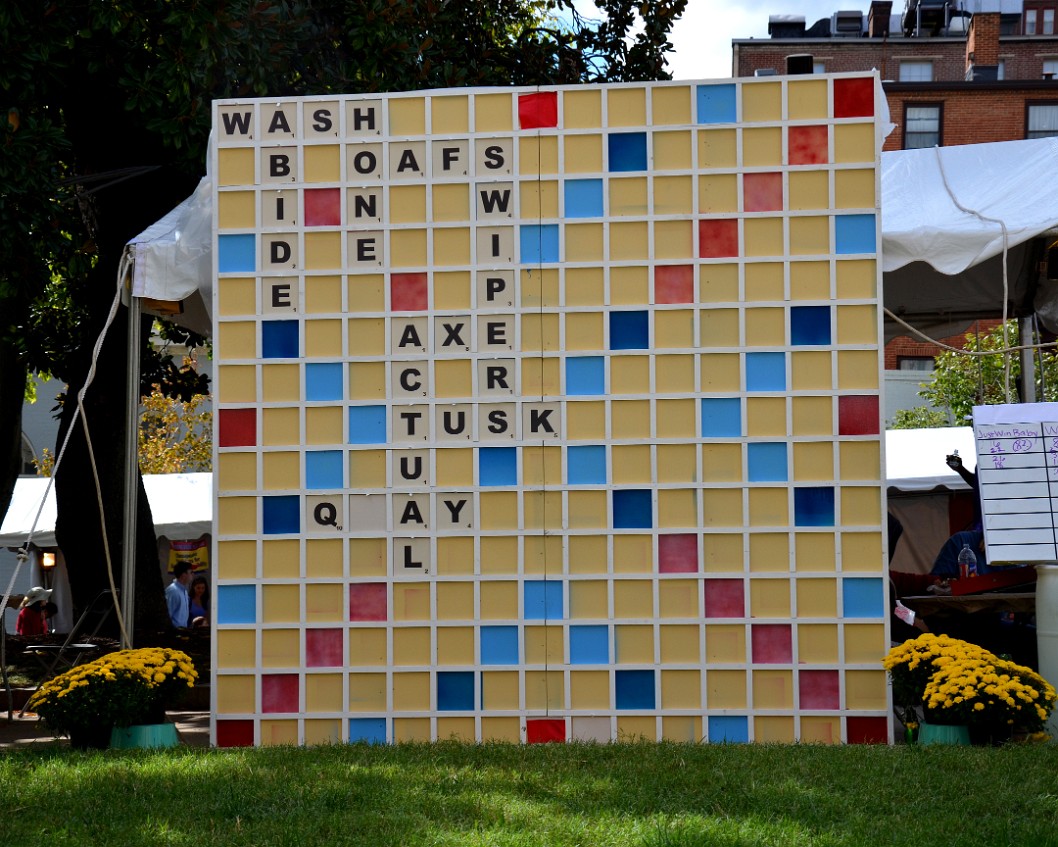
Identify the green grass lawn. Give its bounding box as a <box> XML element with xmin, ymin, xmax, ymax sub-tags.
<box><xmin>3</xmin><ymin>742</ymin><xmax>1058</xmax><ymax>846</ymax></box>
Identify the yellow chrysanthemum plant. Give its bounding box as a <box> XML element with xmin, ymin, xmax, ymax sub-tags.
<box><xmin>26</xmin><ymin>647</ymin><xmax>198</xmax><ymax>736</ymax></box>
<box><xmin>884</xmin><ymin>634</ymin><xmax>1057</xmax><ymax>734</ymax></box>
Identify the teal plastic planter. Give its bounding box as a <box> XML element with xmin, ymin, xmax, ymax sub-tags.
<box><xmin>918</xmin><ymin>722</ymin><xmax>971</xmax><ymax>746</ymax></box>
<box><xmin>110</xmin><ymin>723</ymin><xmax>180</xmax><ymax>749</ymax></box>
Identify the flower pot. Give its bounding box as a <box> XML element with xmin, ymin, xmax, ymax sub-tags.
<box><xmin>918</xmin><ymin>722</ymin><xmax>971</xmax><ymax>746</ymax></box>
<box><xmin>69</xmin><ymin>724</ymin><xmax>114</xmax><ymax>751</ymax></box>
<box><xmin>110</xmin><ymin>723</ymin><xmax>180</xmax><ymax>750</ymax></box>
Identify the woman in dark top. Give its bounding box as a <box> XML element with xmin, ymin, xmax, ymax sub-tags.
<box><xmin>188</xmin><ymin>575</ymin><xmax>209</xmax><ymax>628</ymax></box>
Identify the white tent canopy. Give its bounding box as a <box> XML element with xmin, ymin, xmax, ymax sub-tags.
<box><xmin>885</xmin><ymin>426</ymin><xmax>975</xmax><ymax>492</ymax></box>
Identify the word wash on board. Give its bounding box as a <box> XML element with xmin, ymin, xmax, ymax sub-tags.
<box><xmin>973</xmin><ymin>402</ymin><xmax>1058</xmax><ymax>564</ymax></box>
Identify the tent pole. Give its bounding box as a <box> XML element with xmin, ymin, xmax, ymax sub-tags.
<box><xmin>121</xmin><ymin>287</ymin><xmax>141</xmax><ymax>648</ymax></box>
<box><xmin>1020</xmin><ymin>316</ymin><xmax>1037</xmax><ymax>403</ymax></box>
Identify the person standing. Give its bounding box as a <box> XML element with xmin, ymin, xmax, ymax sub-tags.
<box><xmin>165</xmin><ymin>562</ymin><xmax>193</xmax><ymax>628</ymax></box>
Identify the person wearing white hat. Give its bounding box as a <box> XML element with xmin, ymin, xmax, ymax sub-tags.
<box><xmin>16</xmin><ymin>586</ymin><xmax>53</xmax><ymax>636</ymax></box>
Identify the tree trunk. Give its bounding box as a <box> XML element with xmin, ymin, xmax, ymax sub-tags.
<box><xmin>0</xmin><ymin>344</ymin><xmax>26</xmax><ymax>535</ymax></box>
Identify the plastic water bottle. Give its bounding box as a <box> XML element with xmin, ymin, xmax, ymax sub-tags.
<box><xmin>957</xmin><ymin>544</ymin><xmax>978</xmax><ymax>579</ymax></box>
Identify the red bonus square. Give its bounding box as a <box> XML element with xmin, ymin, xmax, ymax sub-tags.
<box><xmin>261</xmin><ymin>674</ymin><xmax>299</xmax><ymax>714</ymax></box>
<box><xmin>304</xmin><ymin>188</ymin><xmax>341</xmax><ymax>226</ymax></box>
<box><xmin>216</xmin><ymin>720</ymin><xmax>254</xmax><ymax>748</ymax></box>
<box><xmin>390</xmin><ymin>273</ymin><xmax>428</xmax><ymax>311</ymax></box>
<box><xmin>743</xmin><ymin>172</ymin><xmax>784</xmax><ymax>212</ymax></box>
<box><xmin>518</xmin><ymin>92</ymin><xmax>558</xmax><ymax>129</ymax></box>
<box><xmin>654</xmin><ymin>265</ymin><xmax>694</xmax><ymax>304</ymax></box>
<box><xmin>349</xmin><ymin>583</ymin><xmax>388</xmax><ymax>621</ymax></box>
<box><xmin>218</xmin><ymin>408</ymin><xmax>256</xmax><ymax>447</ymax></box>
<box><xmin>526</xmin><ymin>718</ymin><xmax>566</xmax><ymax>743</ymax></box>
<box><xmin>838</xmin><ymin>395</ymin><xmax>880</xmax><ymax>435</ymax></box>
<box><xmin>698</xmin><ymin>219</ymin><xmax>739</xmax><ymax>259</ymax></box>
<box><xmin>788</xmin><ymin>125</ymin><xmax>829</xmax><ymax>165</ymax></box>
<box><xmin>751</xmin><ymin>624</ymin><xmax>793</xmax><ymax>664</ymax></box>
<box><xmin>846</xmin><ymin>716</ymin><xmax>889</xmax><ymax>744</ymax></box>
<box><xmin>658</xmin><ymin>534</ymin><xmax>699</xmax><ymax>573</ymax></box>
<box><xmin>834</xmin><ymin>77</ymin><xmax>875</xmax><ymax>118</ymax></box>
<box><xmin>798</xmin><ymin>669</ymin><xmax>840</xmax><ymax>710</ymax></box>
<box><xmin>306</xmin><ymin>629</ymin><xmax>343</xmax><ymax>667</ymax></box>
<box><xmin>704</xmin><ymin>579</ymin><xmax>744</xmax><ymax>618</ymax></box>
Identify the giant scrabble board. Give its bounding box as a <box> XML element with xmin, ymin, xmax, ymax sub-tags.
<box><xmin>211</xmin><ymin>75</ymin><xmax>890</xmax><ymax>746</ymax></box>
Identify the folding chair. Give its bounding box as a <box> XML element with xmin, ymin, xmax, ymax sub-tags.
<box><xmin>24</xmin><ymin>589</ymin><xmax>119</xmax><ymax>685</ymax></box>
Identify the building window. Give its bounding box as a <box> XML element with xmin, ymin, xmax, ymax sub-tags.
<box><xmin>1027</xmin><ymin>103</ymin><xmax>1058</xmax><ymax>138</ymax></box>
<box><xmin>904</xmin><ymin>104</ymin><xmax>942</xmax><ymax>148</ymax></box>
<box><xmin>1046</xmin><ymin>9</ymin><xmax>1055</xmax><ymax>33</ymax></box>
<box><xmin>1044</xmin><ymin>59</ymin><xmax>1058</xmax><ymax>79</ymax></box>
<box><xmin>998</xmin><ymin>59</ymin><xmax>1006</xmax><ymax>81</ymax></box>
<box><xmin>899</xmin><ymin>60</ymin><xmax>934</xmax><ymax>82</ymax></box>
<box><xmin>897</xmin><ymin>356</ymin><xmax>934</xmax><ymax>371</ymax></box>
<box><xmin>813</xmin><ymin>61</ymin><xmax>826</xmax><ymax>74</ymax></box>
<box><xmin>1027</xmin><ymin>9</ymin><xmax>1038</xmax><ymax>33</ymax></box>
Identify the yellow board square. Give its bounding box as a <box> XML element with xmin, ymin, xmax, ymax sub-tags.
<box><xmin>569</xmin><ymin>580</ymin><xmax>609</xmax><ymax>618</ymax></box>
<box><xmin>217</xmin><ymin>630</ymin><xmax>256</xmax><ymax>669</ymax></box>
<box><xmin>436</xmin><ymin>536</ymin><xmax>474</xmax><ymax>576</ymax></box>
<box><xmin>700</xmin><ymin>353</ymin><xmax>740</xmax><ymax>394</ymax></box>
<box><xmin>696</xmin><ymin>264</ymin><xmax>735</xmax><ymax>304</ymax></box>
<box><xmin>653</xmin><ymin>130</ymin><xmax>692</xmax><ymax>170</ymax></box>
<box><xmin>432</xmin><ymin>184</ymin><xmax>470</xmax><ymax>221</ymax></box>
<box><xmin>524</xmin><ymin>625</ymin><xmax>564</xmax><ymax>664</ymax></box>
<box><xmin>795</xmin><ymin>532</ymin><xmax>837</xmax><ymax>572</ymax></box>
<box><xmin>789</xmin><ymin>170</ymin><xmax>830</xmax><ymax>211</ymax></box>
<box><xmin>613</xmin><ymin>534</ymin><xmax>653</xmax><ymax>573</ymax></box>
<box><xmin>570</xmin><ymin>670</ymin><xmax>611</xmax><ymax>709</ymax></box>
<box><xmin>564</xmin><ymin>88</ymin><xmax>602</xmax><ymax>128</ymax></box>
<box><xmin>744</xmin><ymin>217</ymin><xmax>784</xmax><ymax>258</ymax></box>
<box><xmin>304</xmin><ymin>318</ymin><xmax>342</xmax><ymax>357</ymax></box>
<box><xmin>834</xmin><ymin>123</ymin><xmax>876</xmax><ymax>164</ymax></box>
<box><xmin>218</xmin><ymin>496</ymin><xmax>257</xmax><ymax>535</ymax></box>
<box><xmin>308</xmin><ymin>274</ymin><xmax>347</xmax><ymax>312</ymax></box>
<box><xmin>522</xmin><ymin>312</ymin><xmax>561</xmax><ymax>351</ymax></box>
<box><xmin>434</xmin><ymin>359</ymin><xmax>472</xmax><ymax>398</ymax></box>
<box><xmin>653</xmin><ymin>86</ymin><xmax>692</xmax><ymax>125</ymax></box>
<box><xmin>607</xmin><ymin>87</ymin><xmax>647</xmax><ymax>126</ymax></box>
<box><xmin>432</xmin><ymin>95</ymin><xmax>469</xmax><ymax>133</ymax></box>
<box><xmin>479</xmin><ymin>580</ymin><xmax>518</xmax><ymax>618</ymax></box>
<box><xmin>216</xmin><ymin>675</ymin><xmax>256</xmax><ymax>713</ymax></box>
<box><xmin>660</xmin><ymin>624</ymin><xmax>701</xmax><ymax>662</ymax></box>
<box><xmin>348</xmin><ymin>672</ymin><xmax>387</xmax><ymax>711</ymax></box>
<box><xmin>790</xmin><ymin>261</ymin><xmax>831</xmax><ymax>300</ymax></box>
<box><xmin>525</xmin><ymin>671</ymin><xmax>564</xmax><ymax>711</ymax></box>
<box><xmin>218</xmin><ymin>452</ymin><xmax>257</xmax><ymax>492</ymax></box>
<box><xmin>305</xmin><ymin>145</ymin><xmax>340</xmax><ymax>182</ymax></box>
<box><xmin>306</xmin><ymin>406</ymin><xmax>343</xmax><ymax>445</ymax></box>
<box><xmin>705</xmin><ymin>624</ymin><xmax>746</xmax><ymax>662</ymax></box>
<box><xmin>756</xmin><ymin>715</ymin><xmax>795</xmax><ymax>743</ymax></box>
<box><xmin>742</xmin><ymin>82</ymin><xmax>782</xmax><ymax>123</ymax></box>
<box><xmin>742</xmin><ymin>127</ymin><xmax>782</xmax><ymax>167</ymax></box>
<box><xmin>347</xmin><ymin>317</ymin><xmax>385</xmax><ymax>355</ymax></box>
<box><xmin>787</xmin><ymin>79</ymin><xmax>828</xmax><ymax>120</ymax></box>
<box><xmin>835</xmin><ymin>259</ymin><xmax>876</xmax><ymax>299</ymax></box>
<box><xmin>656</xmin><ymin>398</ymin><xmax>696</xmax><ymax>439</ymax></box>
<box><xmin>262</xmin><ymin>629</ymin><xmax>299</xmax><ymax>668</ymax></box>
<box><xmin>609</xmin><ymin>444</ymin><xmax>649</xmax><ymax>484</ymax></box>
<box><xmin>565</xmin><ymin>223</ymin><xmax>604</xmax><ymax>262</ymax></box>
<box><xmin>393</xmin><ymin>718</ymin><xmax>430</xmax><ymax>742</ymax></box>
<box><xmin>790</xmin><ymin>216</ymin><xmax>830</xmax><ymax>256</ymax></box>
<box><xmin>564</xmin><ymin>134</ymin><xmax>603</xmax><ymax>173</ymax></box>
<box><xmin>481</xmin><ymin>716</ymin><xmax>521</xmax><ymax>741</ymax></box>
<box><xmin>702</xmin><ymin>489</ymin><xmax>742</xmax><ymax>528</ymax></box>
<box><xmin>262</xmin><ymin>539</ymin><xmax>299</xmax><ymax>578</ymax></box>
<box><xmin>613</xmin><ymin>579</ymin><xmax>654</xmax><ymax>618</ymax></box>
<box><xmin>845</xmin><ymin>622</ymin><xmax>887</xmax><ymax>663</ymax></box>
<box><xmin>568</xmin><ymin>535</ymin><xmax>608</xmax><ymax>574</ymax></box>
<box><xmin>791</xmin><ymin>396</ymin><xmax>832</xmax><ymax>436</ymax></box>
<box><xmin>611</xmin><ymin>399</ymin><xmax>651</xmax><ymax>439</ymax></box>
<box><xmin>609</xmin><ymin>221</ymin><xmax>649</xmax><ymax>261</ymax></box>
<box><xmin>480</xmin><ymin>536</ymin><xmax>519</xmax><ymax>576</ymax></box>
<box><xmin>434</xmin><ymin>271</ymin><xmax>471</xmax><ymax>310</ymax></box>
<box><xmin>565</xmin><ymin>312</ymin><xmax>604</xmax><ymax>351</ymax></box>
<box><xmin>753</xmin><ymin>670</ymin><xmax>793</xmax><ymax>709</ymax></box>
<box><xmin>791</xmin><ymin>351</ymin><xmax>833</xmax><ymax>391</ymax></box>
<box><xmin>218</xmin><ymin>320</ymin><xmax>256</xmax><ymax>360</ymax></box>
<box><xmin>218</xmin><ymin>148</ymin><xmax>255</xmax><ymax>186</ymax></box>
<box><xmin>348</xmin><ymin>361</ymin><xmax>385</xmax><ymax>400</ymax></box>
<box><xmin>698</xmin><ymin>174</ymin><xmax>738</xmax><ymax>213</ymax></box>
<box><xmin>390</xmin><ymin>185</ymin><xmax>427</xmax><ymax>223</ymax></box>
<box><xmin>748</xmin><ymin>532</ymin><xmax>790</xmax><ymax>573</ymax></box>
<box><xmin>566</xmin><ymin>400</ymin><xmax>606</xmax><ymax>440</ymax></box>
<box><xmin>218</xmin><ymin>540</ymin><xmax>257</xmax><ymax>579</ymax></box>
<box><xmin>654</xmin><ymin>220</ymin><xmax>694</xmax><ymax>260</ymax></box>
<box><xmin>521</xmin><ymin>357</ymin><xmax>561</xmax><ymax>396</ymax></box>
<box><xmin>744</xmin><ymin>307</ymin><xmax>785</xmax><ymax>347</ymax></box>
<box><xmin>837</xmin><ymin>350</ymin><xmax>880</xmax><ymax>389</ymax></box>
<box><xmin>659</xmin><ymin>579</ymin><xmax>700</xmax><ymax>618</ymax></box>
<box><xmin>393</xmin><ymin>628</ymin><xmax>431</xmax><ymax>666</ymax></box>
<box><xmin>219</xmin><ymin>277</ymin><xmax>256</xmax><ymax>316</ymax></box>
<box><xmin>436</xmin><ymin>448</ymin><xmax>473</xmax><ymax>487</ymax></box>
<box><xmin>305</xmin><ymin>538</ymin><xmax>343</xmax><ymax>578</ymax></box>
<box><xmin>348</xmin><ymin>449</ymin><xmax>385</xmax><ymax>488</ymax></box>
<box><xmin>610</xmin><ymin>177</ymin><xmax>648</xmax><ymax>217</ymax></box>
<box><xmin>702</xmin><ymin>533</ymin><xmax>744</xmax><ymax>573</ymax></box>
<box><xmin>839</xmin><ymin>441</ymin><xmax>881</xmax><ymax>481</ymax></box>
<box><xmin>653</xmin><ymin>310</ymin><xmax>694</xmax><ymax>349</ymax></box>
<box><xmin>611</xmin><ymin>355</ymin><xmax>650</xmax><ymax>395</ymax></box>
<box><xmin>306</xmin><ymin>583</ymin><xmax>343</xmax><ymax>623</ymax></box>
<box><xmin>522</xmin><ymin>445</ymin><xmax>562</xmax><ymax>487</ymax></box>
<box><xmin>750</xmin><ymin>578</ymin><xmax>791</xmax><ymax>617</ymax></box>
<box><xmin>655</xmin><ymin>355</ymin><xmax>695</xmax><ymax>393</ymax></box>
<box><xmin>797</xmin><ymin>578</ymin><xmax>837</xmax><ymax>617</ymax></box>
<box><xmin>845</xmin><ymin>669</ymin><xmax>887</xmax><ymax>710</ymax></box>
<box><xmin>436</xmin><ymin>717</ymin><xmax>475</xmax><ymax>741</ymax></box>
<box><xmin>793</xmin><ymin>441</ymin><xmax>835</xmax><ymax>481</ymax></box>
<box><xmin>393</xmin><ymin>584</ymin><xmax>431</xmax><ymax>621</ymax></box>
<box><xmin>480</xmin><ymin>491</ymin><xmax>518</xmax><ymax>530</ymax></box>
<box><xmin>798</xmin><ymin>623</ymin><xmax>838</xmax><ymax>663</ymax></box>
<box><xmin>699</xmin><ymin>443</ymin><xmax>740</xmax><ymax>483</ymax></box>
<box><xmin>523</xmin><ymin>490</ymin><xmax>563</xmax><ymax>531</ymax></box>
<box><xmin>436</xmin><ymin>626</ymin><xmax>475</xmax><ymax>664</ymax></box>
<box><xmin>568</xmin><ymin>490</ymin><xmax>608</xmax><ymax>529</ymax></box>
<box><xmin>349</xmin><ymin>537</ymin><xmax>386</xmax><ymax>577</ymax></box>
<box><xmin>393</xmin><ymin>672</ymin><xmax>431</xmax><ymax>710</ymax></box>
<box><xmin>841</xmin><ymin>532</ymin><xmax>885</xmax><ymax>572</ymax></box>
<box><xmin>390</xmin><ymin>97</ymin><xmax>426</xmax><ymax>134</ymax></box>
<box><xmin>698</xmin><ymin>129</ymin><xmax>737</xmax><ymax>168</ymax></box>
<box><xmin>390</xmin><ymin>229</ymin><xmax>427</xmax><ymax>267</ymax></box>
<box><xmin>653</xmin><ymin>175</ymin><xmax>693</xmax><ymax>215</ymax></box>
<box><xmin>617</xmin><ymin>716</ymin><xmax>657</xmax><ymax>742</ymax></box>
<box><xmin>218</xmin><ymin>191</ymin><xmax>255</xmax><ymax>229</ymax></box>
<box><xmin>746</xmin><ymin>397</ymin><xmax>787</xmax><ymax>437</ymax></box>
<box><xmin>661</xmin><ymin>669</ymin><xmax>701</xmax><ymax>708</ymax></box>
<box><xmin>662</xmin><ymin>715</ymin><xmax>702</xmax><ymax>743</ymax></box>
<box><xmin>835</xmin><ymin>169</ymin><xmax>876</xmax><ymax>210</ymax></box>
<box><xmin>699</xmin><ymin>309</ymin><xmax>739</xmax><ymax>347</ymax></box>
<box><xmin>521</xmin><ymin>267</ymin><xmax>561</xmax><ymax>308</ymax></box>
<box><xmin>841</xmin><ymin>486</ymin><xmax>882</xmax><ymax>526</ymax></box>
<box><xmin>837</xmin><ymin>304</ymin><xmax>877</xmax><ymax>345</ymax></box>
<box><xmin>306</xmin><ymin>673</ymin><xmax>343</xmax><ymax>712</ymax></box>
<box><xmin>521</xmin><ymin>179</ymin><xmax>560</xmax><ymax>219</ymax></box>
<box><xmin>519</xmin><ymin>136</ymin><xmax>559</xmax><ymax>175</ymax></box>
<box><xmin>610</xmin><ymin>265</ymin><xmax>649</xmax><ymax>305</ymax></box>
<box><xmin>707</xmin><ymin>670</ymin><xmax>747</xmax><ymax>709</ymax></box>
<box><xmin>744</xmin><ymin>263</ymin><xmax>783</xmax><ymax>301</ymax></box>
<box><xmin>304</xmin><ymin>719</ymin><xmax>341</xmax><ymax>745</ymax></box>
<box><xmin>263</xmin><ymin>584</ymin><xmax>300</xmax><ymax>624</ymax></box>
<box><xmin>475</xmin><ymin>93</ymin><xmax>513</xmax><ymax>131</ymax></box>
<box><xmin>659</xmin><ymin>488</ymin><xmax>697</xmax><ymax>528</ymax></box>
<box><xmin>800</xmin><ymin>716</ymin><xmax>841</xmax><ymax>744</ymax></box>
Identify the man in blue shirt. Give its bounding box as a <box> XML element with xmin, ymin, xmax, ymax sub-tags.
<box><xmin>165</xmin><ymin>562</ymin><xmax>193</xmax><ymax>628</ymax></box>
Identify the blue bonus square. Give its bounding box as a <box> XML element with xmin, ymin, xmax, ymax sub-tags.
<box><xmin>613</xmin><ymin>489</ymin><xmax>652</xmax><ymax>529</ymax></box>
<box><xmin>567</xmin><ymin>445</ymin><xmax>607</xmax><ymax>484</ymax></box>
<box><xmin>348</xmin><ymin>718</ymin><xmax>387</xmax><ymax>744</ymax></box>
<box><xmin>701</xmin><ymin>398</ymin><xmax>742</xmax><ymax>437</ymax></box>
<box><xmin>524</xmin><ymin>580</ymin><xmax>563</xmax><ymax>620</ymax></box>
<box><xmin>263</xmin><ymin>495</ymin><xmax>300</xmax><ymax>534</ymax></box>
<box><xmin>306</xmin><ymin>450</ymin><xmax>344</xmax><ymax>489</ymax></box>
<box><xmin>566</xmin><ymin>356</ymin><xmax>605</xmax><ymax>395</ymax></box>
<box><xmin>348</xmin><ymin>405</ymin><xmax>386</xmax><ymax>444</ymax></box>
<box><xmin>745</xmin><ymin>352</ymin><xmax>786</xmax><ymax>392</ymax></box>
<box><xmin>608</xmin><ymin>132</ymin><xmax>648</xmax><ymax>172</ymax></box>
<box><xmin>479</xmin><ymin>446</ymin><xmax>517</xmax><ymax>486</ymax></box>
<box><xmin>609</xmin><ymin>311</ymin><xmax>649</xmax><ymax>350</ymax></box>
<box><xmin>697</xmin><ymin>84</ymin><xmax>737</xmax><ymax>124</ymax></box>
<box><xmin>835</xmin><ymin>214</ymin><xmax>877</xmax><ymax>254</ymax></box>
<box><xmin>708</xmin><ymin>715</ymin><xmax>749</xmax><ymax>743</ymax></box>
<box><xmin>217</xmin><ymin>233</ymin><xmax>256</xmax><ymax>273</ymax></box>
<box><xmin>843</xmin><ymin>578</ymin><xmax>885</xmax><ymax>618</ymax></box>
<box><xmin>480</xmin><ymin>626</ymin><xmax>519</xmax><ymax>664</ymax></box>
<box><xmin>520</xmin><ymin>224</ymin><xmax>560</xmax><ymax>263</ymax></box>
<box><xmin>794</xmin><ymin>487</ymin><xmax>836</xmax><ymax>526</ymax></box>
<box><xmin>306</xmin><ymin>363</ymin><xmax>343</xmax><ymax>401</ymax></box>
<box><xmin>615</xmin><ymin>669</ymin><xmax>655</xmax><ymax>709</ymax></box>
<box><xmin>570</xmin><ymin>625</ymin><xmax>609</xmax><ymax>664</ymax></box>
<box><xmin>262</xmin><ymin>320</ymin><xmax>299</xmax><ymax>358</ymax></box>
<box><xmin>437</xmin><ymin>671</ymin><xmax>475</xmax><ymax>711</ymax></box>
<box><xmin>747</xmin><ymin>442</ymin><xmax>788</xmax><ymax>482</ymax></box>
<box><xmin>564</xmin><ymin>179</ymin><xmax>604</xmax><ymax>218</ymax></box>
<box><xmin>790</xmin><ymin>306</ymin><xmax>831</xmax><ymax>345</ymax></box>
<box><xmin>216</xmin><ymin>584</ymin><xmax>256</xmax><ymax>624</ymax></box>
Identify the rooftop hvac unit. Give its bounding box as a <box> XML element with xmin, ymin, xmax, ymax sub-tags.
<box><xmin>768</xmin><ymin>14</ymin><xmax>806</xmax><ymax>38</ymax></box>
<box><xmin>833</xmin><ymin>10</ymin><xmax>866</xmax><ymax>35</ymax></box>
<box><xmin>754</xmin><ymin>68</ymin><xmax>779</xmax><ymax>76</ymax></box>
